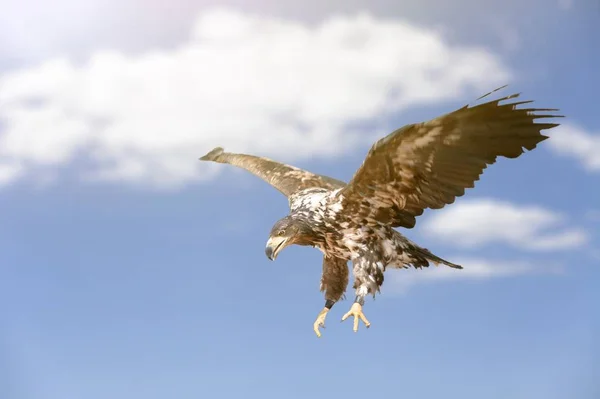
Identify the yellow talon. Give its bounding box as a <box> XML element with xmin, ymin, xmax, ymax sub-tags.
<box><xmin>341</xmin><ymin>302</ymin><xmax>371</xmax><ymax>332</ymax></box>
<box><xmin>313</xmin><ymin>307</ymin><xmax>329</xmax><ymax>338</ymax></box>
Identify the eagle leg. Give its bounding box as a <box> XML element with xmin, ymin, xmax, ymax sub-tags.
<box><xmin>340</xmin><ymin>257</ymin><xmax>383</xmax><ymax>332</ymax></box>
<box><xmin>313</xmin><ymin>299</ymin><xmax>335</xmax><ymax>338</ymax></box>
<box><xmin>315</xmin><ymin>256</ymin><xmax>349</xmax><ymax>338</ymax></box>
<box><xmin>341</xmin><ymin>299</ymin><xmax>371</xmax><ymax>333</ymax></box>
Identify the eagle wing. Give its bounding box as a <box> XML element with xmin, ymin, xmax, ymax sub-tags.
<box><xmin>337</xmin><ymin>89</ymin><xmax>562</xmax><ymax>229</ymax></box>
<box><xmin>200</xmin><ymin>147</ymin><xmax>346</xmax><ymax>198</ymax></box>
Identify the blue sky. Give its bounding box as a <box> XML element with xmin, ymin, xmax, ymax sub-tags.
<box><xmin>1</xmin><ymin>1</ymin><xmax>598</xmax><ymax>399</ymax></box>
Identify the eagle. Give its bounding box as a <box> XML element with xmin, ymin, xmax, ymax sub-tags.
<box><xmin>199</xmin><ymin>87</ymin><xmax>561</xmax><ymax>338</ymax></box>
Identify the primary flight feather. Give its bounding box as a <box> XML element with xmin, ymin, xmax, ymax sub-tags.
<box><xmin>199</xmin><ymin>88</ymin><xmax>561</xmax><ymax>337</ymax></box>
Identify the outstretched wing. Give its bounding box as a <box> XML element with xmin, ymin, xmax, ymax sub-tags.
<box><xmin>200</xmin><ymin>147</ymin><xmax>346</xmax><ymax>197</ymax></box>
<box><xmin>337</xmin><ymin>88</ymin><xmax>562</xmax><ymax>229</ymax></box>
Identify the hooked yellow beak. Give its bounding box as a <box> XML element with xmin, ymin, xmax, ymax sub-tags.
<box><xmin>265</xmin><ymin>236</ymin><xmax>289</xmax><ymax>261</ymax></box>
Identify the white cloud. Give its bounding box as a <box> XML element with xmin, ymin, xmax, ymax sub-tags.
<box><xmin>0</xmin><ymin>8</ymin><xmax>510</xmax><ymax>188</ymax></box>
<box><xmin>421</xmin><ymin>198</ymin><xmax>588</xmax><ymax>251</ymax></box>
<box><xmin>390</xmin><ymin>257</ymin><xmax>562</xmax><ymax>292</ymax></box>
<box><xmin>546</xmin><ymin>123</ymin><xmax>600</xmax><ymax>172</ymax></box>
<box><xmin>0</xmin><ymin>162</ymin><xmax>23</xmax><ymax>185</ymax></box>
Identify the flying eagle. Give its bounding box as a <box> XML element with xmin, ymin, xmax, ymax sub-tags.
<box><xmin>199</xmin><ymin>88</ymin><xmax>561</xmax><ymax>337</ymax></box>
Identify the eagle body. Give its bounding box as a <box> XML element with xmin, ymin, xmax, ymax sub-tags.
<box><xmin>287</xmin><ymin>187</ymin><xmax>460</xmax><ymax>301</ymax></box>
<box><xmin>200</xmin><ymin>87</ymin><xmax>562</xmax><ymax>337</ymax></box>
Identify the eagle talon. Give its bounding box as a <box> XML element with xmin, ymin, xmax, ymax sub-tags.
<box><xmin>313</xmin><ymin>308</ymin><xmax>329</xmax><ymax>338</ymax></box>
<box><xmin>341</xmin><ymin>302</ymin><xmax>371</xmax><ymax>333</ymax></box>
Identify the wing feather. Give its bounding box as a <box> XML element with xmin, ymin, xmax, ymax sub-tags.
<box><xmin>199</xmin><ymin>147</ymin><xmax>346</xmax><ymax>198</ymax></box>
<box><xmin>337</xmin><ymin>89</ymin><xmax>562</xmax><ymax>228</ymax></box>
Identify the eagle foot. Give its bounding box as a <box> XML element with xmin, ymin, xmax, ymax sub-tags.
<box><xmin>341</xmin><ymin>302</ymin><xmax>371</xmax><ymax>333</ymax></box>
<box><xmin>313</xmin><ymin>307</ymin><xmax>330</xmax><ymax>338</ymax></box>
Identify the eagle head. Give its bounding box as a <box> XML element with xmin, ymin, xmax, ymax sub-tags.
<box><xmin>265</xmin><ymin>215</ymin><xmax>315</xmax><ymax>261</ymax></box>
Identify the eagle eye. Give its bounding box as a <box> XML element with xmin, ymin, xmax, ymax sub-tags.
<box><xmin>278</xmin><ymin>229</ymin><xmax>286</xmax><ymax>236</ymax></box>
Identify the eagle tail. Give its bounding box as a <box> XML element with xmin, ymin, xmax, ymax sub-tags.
<box><xmin>415</xmin><ymin>247</ymin><xmax>463</xmax><ymax>269</ymax></box>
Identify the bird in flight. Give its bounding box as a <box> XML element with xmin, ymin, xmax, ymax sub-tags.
<box><xmin>199</xmin><ymin>87</ymin><xmax>561</xmax><ymax>338</ymax></box>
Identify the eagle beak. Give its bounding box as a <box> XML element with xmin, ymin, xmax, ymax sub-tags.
<box><xmin>265</xmin><ymin>236</ymin><xmax>288</xmax><ymax>261</ymax></box>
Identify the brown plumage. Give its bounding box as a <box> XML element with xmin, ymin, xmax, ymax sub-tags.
<box><xmin>200</xmin><ymin>87</ymin><xmax>561</xmax><ymax>337</ymax></box>
<box><xmin>320</xmin><ymin>256</ymin><xmax>349</xmax><ymax>304</ymax></box>
<box><xmin>200</xmin><ymin>147</ymin><xmax>345</xmax><ymax>197</ymax></box>
<box><xmin>339</xmin><ymin>89</ymin><xmax>560</xmax><ymax>228</ymax></box>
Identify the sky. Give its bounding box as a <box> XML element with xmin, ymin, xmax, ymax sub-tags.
<box><xmin>1</xmin><ymin>1</ymin><xmax>599</xmax><ymax>398</ymax></box>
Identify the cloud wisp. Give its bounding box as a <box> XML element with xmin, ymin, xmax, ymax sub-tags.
<box><xmin>421</xmin><ymin>198</ymin><xmax>588</xmax><ymax>251</ymax></box>
<box><xmin>389</xmin><ymin>256</ymin><xmax>563</xmax><ymax>292</ymax></box>
<box><xmin>545</xmin><ymin>123</ymin><xmax>600</xmax><ymax>173</ymax></box>
<box><xmin>0</xmin><ymin>8</ymin><xmax>511</xmax><ymax>188</ymax></box>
